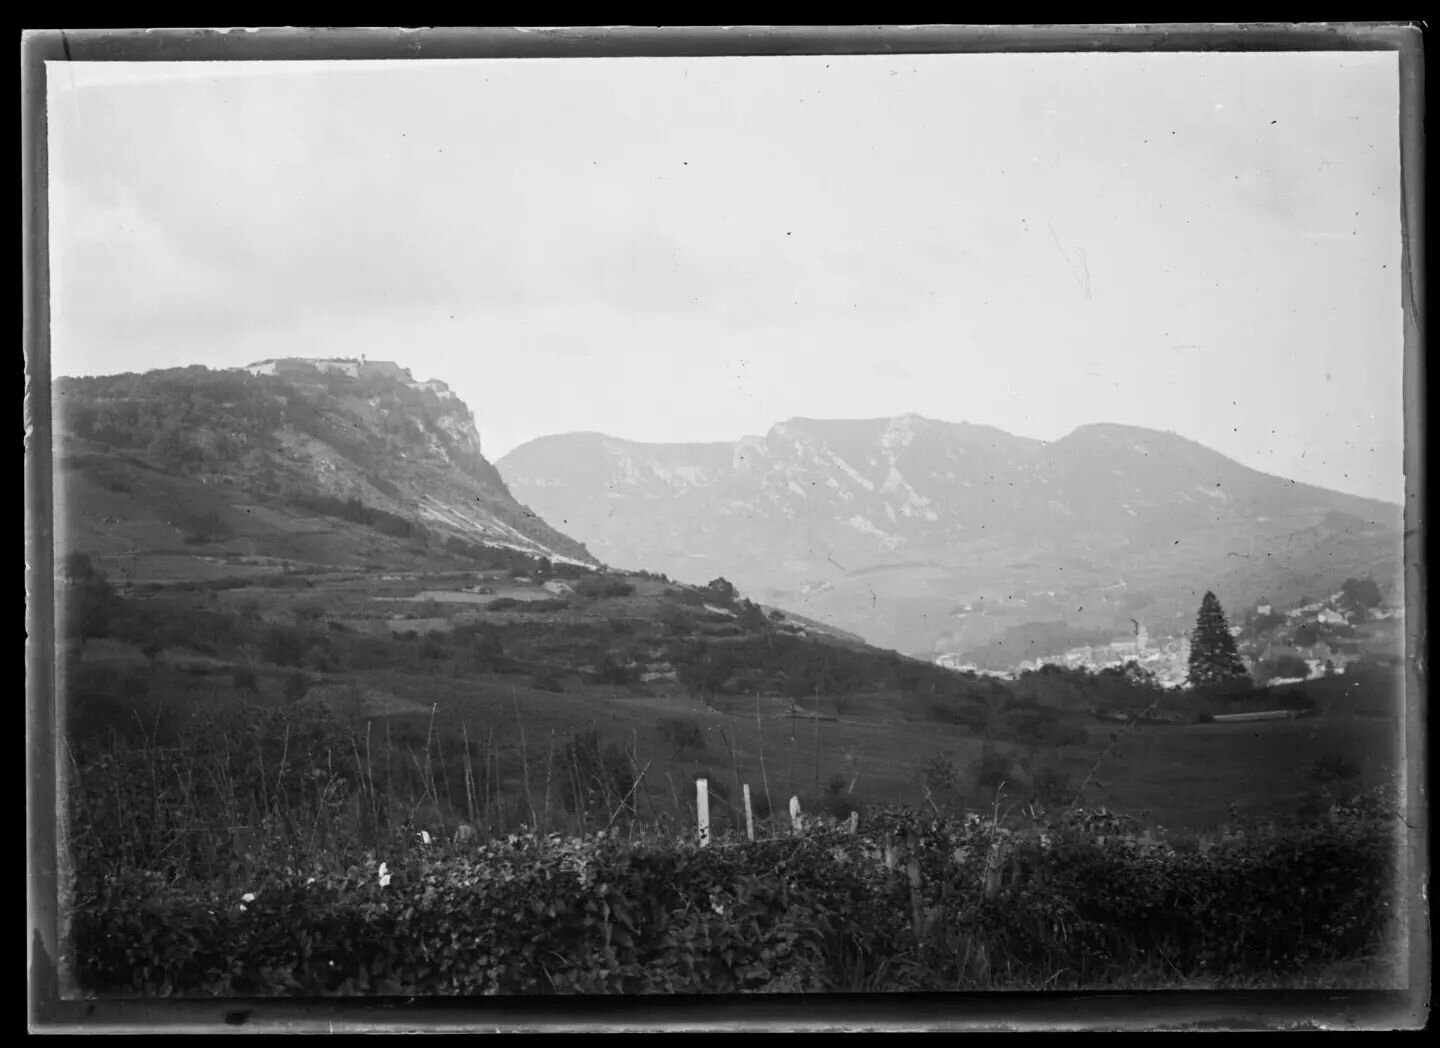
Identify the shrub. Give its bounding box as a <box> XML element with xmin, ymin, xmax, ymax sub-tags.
<box><xmin>705</xmin><ymin>578</ymin><xmax>739</xmax><ymax>605</ymax></box>
<box><xmin>529</xmin><ymin>670</ymin><xmax>566</xmax><ymax>693</ymax></box>
<box><xmin>283</xmin><ymin>671</ymin><xmax>309</xmax><ymax>703</ymax></box>
<box><xmin>69</xmin><ymin>796</ymin><xmax>1402</xmax><ymax>997</ymax></box>
<box><xmin>971</xmin><ymin>744</ymin><xmax>1014</xmax><ymax>794</ymax></box>
<box><xmin>665</xmin><ymin>587</ymin><xmax>708</xmax><ymax>607</ymax></box>
<box><xmin>919</xmin><ymin>751</ymin><xmax>961</xmax><ymax>797</ymax></box>
<box><xmin>1189</xmin><ymin>677</ymin><xmax>1259</xmax><ymax>704</ymax></box>
<box><xmin>658</xmin><ymin>718</ymin><xmax>706</xmax><ymax>758</ymax></box>
<box><xmin>293</xmin><ymin>601</ymin><xmax>326</xmax><ymax>625</ymax></box>
<box><xmin>575</xmin><ymin>577</ymin><xmax>636</xmax><ymax>600</ymax></box>
<box><xmin>301</xmin><ymin>644</ymin><xmax>334</xmax><ymax>673</ymax></box>
<box><xmin>1027</xmin><ymin>763</ymin><xmax>1076</xmax><ymax>809</ymax></box>
<box><xmin>260</xmin><ymin>624</ymin><xmax>311</xmax><ymax>668</ymax></box>
<box><xmin>593</xmin><ymin>653</ymin><xmax>637</xmax><ymax>686</ymax></box>
<box><xmin>925</xmin><ymin>701</ymin><xmax>988</xmax><ymax>733</ymax></box>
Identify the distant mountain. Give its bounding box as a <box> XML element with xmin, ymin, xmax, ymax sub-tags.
<box><xmin>497</xmin><ymin>416</ymin><xmax>1403</xmax><ymax>658</ymax></box>
<box><xmin>54</xmin><ymin>359</ymin><xmax>598</xmax><ymax>572</ymax></box>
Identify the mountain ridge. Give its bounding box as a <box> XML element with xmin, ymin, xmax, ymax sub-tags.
<box><xmin>498</xmin><ymin>416</ymin><xmax>1402</xmax><ymax>659</ymax></box>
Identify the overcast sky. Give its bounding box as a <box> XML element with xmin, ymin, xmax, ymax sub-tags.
<box><xmin>47</xmin><ymin>52</ymin><xmax>1405</xmax><ymax>503</ymax></box>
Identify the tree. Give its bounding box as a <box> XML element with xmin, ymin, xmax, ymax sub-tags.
<box><xmin>1100</xmin><ymin>659</ymin><xmax>1161</xmax><ymax>693</ymax></box>
<box><xmin>1187</xmin><ymin>591</ymin><xmax>1250</xmax><ymax>687</ymax></box>
<box><xmin>705</xmin><ymin>577</ymin><xmax>739</xmax><ymax>606</ymax></box>
<box><xmin>658</xmin><ymin>718</ymin><xmax>706</xmax><ymax>759</ymax></box>
<box><xmin>674</xmin><ymin>642</ymin><xmax>732</xmax><ymax>700</ymax></box>
<box><xmin>63</xmin><ymin>553</ymin><xmax>117</xmax><ymax>649</ymax></box>
<box><xmin>736</xmin><ymin>599</ymin><xmax>768</xmax><ymax>631</ymax></box>
<box><xmin>971</xmin><ymin>743</ymin><xmax>1013</xmax><ymax>794</ymax></box>
<box><xmin>1340</xmin><ymin>577</ymin><xmax>1383</xmax><ymax>617</ymax></box>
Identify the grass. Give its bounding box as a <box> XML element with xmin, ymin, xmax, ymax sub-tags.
<box><xmin>62</xmin><ymin>558</ymin><xmax>1406</xmax><ymax>843</ymax></box>
<box><xmin>56</xmin><ymin>558</ymin><xmax>1409</xmax><ymax>998</ymax></box>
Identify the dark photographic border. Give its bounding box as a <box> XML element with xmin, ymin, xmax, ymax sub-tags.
<box><xmin>23</xmin><ymin>23</ymin><xmax>1428</xmax><ymax>1033</ymax></box>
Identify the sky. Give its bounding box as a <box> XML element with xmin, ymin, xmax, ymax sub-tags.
<box><xmin>46</xmin><ymin>51</ymin><xmax>1406</xmax><ymax>503</ymax></box>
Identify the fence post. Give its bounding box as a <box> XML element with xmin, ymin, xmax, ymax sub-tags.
<box><xmin>849</xmin><ymin>810</ymin><xmax>859</xmax><ymax>835</ymax></box>
<box><xmin>696</xmin><ymin>778</ymin><xmax>710</xmax><ymax>848</ymax></box>
<box><xmin>907</xmin><ymin>853</ymin><xmax>926</xmax><ymax>943</ymax></box>
<box><xmin>743</xmin><ymin>783</ymin><xmax>755</xmax><ymax>841</ymax></box>
<box><xmin>789</xmin><ymin>795</ymin><xmax>803</xmax><ymax>834</ymax></box>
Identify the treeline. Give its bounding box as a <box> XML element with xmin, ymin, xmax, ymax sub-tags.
<box><xmin>287</xmin><ymin>493</ymin><xmax>420</xmax><ymax>539</ymax></box>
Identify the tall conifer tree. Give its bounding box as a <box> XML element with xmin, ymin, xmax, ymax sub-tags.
<box><xmin>1187</xmin><ymin>590</ymin><xmax>1249</xmax><ymax>686</ymax></box>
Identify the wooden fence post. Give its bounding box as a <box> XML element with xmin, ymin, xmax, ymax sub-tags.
<box><xmin>907</xmin><ymin>853</ymin><xmax>925</xmax><ymax>943</ymax></box>
<box><xmin>696</xmin><ymin>778</ymin><xmax>710</xmax><ymax>848</ymax></box>
<box><xmin>743</xmin><ymin>783</ymin><xmax>755</xmax><ymax>841</ymax></box>
<box><xmin>849</xmin><ymin>810</ymin><xmax>859</xmax><ymax>835</ymax></box>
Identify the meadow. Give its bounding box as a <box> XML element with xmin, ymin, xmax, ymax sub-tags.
<box><xmin>56</xmin><ymin>555</ymin><xmax>1409</xmax><ymax>996</ymax></box>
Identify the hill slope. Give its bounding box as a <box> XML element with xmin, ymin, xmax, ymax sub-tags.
<box><xmin>54</xmin><ymin>359</ymin><xmax>598</xmax><ymax>579</ymax></box>
<box><xmin>498</xmin><ymin>416</ymin><xmax>1403</xmax><ymax>657</ymax></box>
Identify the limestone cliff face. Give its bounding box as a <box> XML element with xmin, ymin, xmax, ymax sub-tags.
<box><xmin>55</xmin><ymin>359</ymin><xmax>598</xmax><ymax>567</ymax></box>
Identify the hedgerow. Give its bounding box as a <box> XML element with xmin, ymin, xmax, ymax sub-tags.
<box><xmin>69</xmin><ymin>788</ymin><xmax>1401</xmax><ymax>997</ymax></box>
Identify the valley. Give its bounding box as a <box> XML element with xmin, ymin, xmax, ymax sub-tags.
<box><xmin>48</xmin><ymin>360</ymin><xmax>1411</xmax><ymax>997</ymax></box>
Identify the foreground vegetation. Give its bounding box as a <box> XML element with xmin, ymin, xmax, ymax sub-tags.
<box><xmin>57</xmin><ymin>549</ymin><xmax>1408</xmax><ymax>997</ymax></box>
<box><xmin>70</xmin><ymin>786</ymin><xmax>1403</xmax><ymax>996</ymax></box>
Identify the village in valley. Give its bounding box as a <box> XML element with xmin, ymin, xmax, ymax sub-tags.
<box><xmin>934</xmin><ymin>579</ymin><xmax>1404</xmax><ymax>689</ymax></box>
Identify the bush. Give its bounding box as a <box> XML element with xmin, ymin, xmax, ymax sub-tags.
<box><xmin>260</xmin><ymin>624</ymin><xmax>311</xmax><ymax>668</ymax></box>
<box><xmin>293</xmin><ymin>601</ymin><xmax>326</xmax><ymax>625</ymax></box>
<box><xmin>919</xmin><ymin>751</ymin><xmax>961</xmax><ymax>797</ymax></box>
<box><xmin>302</xmin><ymin>644</ymin><xmax>335</xmax><ymax>672</ymax></box>
<box><xmin>971</xmin><ymin>744</ymin><xmax>1014</xmax><ymax>794</ymax></box>
<box><xmin>575</xmin><ymin>577</ymin><xmax>636</xmax><ymax>600</ymax></box>
<box><xmin>593</xmin><ymin>653</ymin><xmax>637</xmax><ymax>686</ymax></box>
<box><xmin>1189</xmin><ymin>677</ymin><xmax>1259</xmax><ymax>704</ymax></box>
<box><xmin>658</xmin><ymin>718</ymin><xmax>706</xmax><ymax>758</ymax></box>
<box><xmin>665</xmin><ymin>587</ymin><xmax>708</xmax><ymax>608</ymax></box>
<box><xmin>69</xmin><ymin>794</ymin><xmax>1402</xmax><ymax>997</ymax></box>
<box><xmin>1027</xmin><ymin>763</ymin><xmax>1076</xmax><ymax>809</ymax></box>
<box><xmin>529</xmin><ymin>670</ymin><xmax>566</xmax><ymax>693</ymax></box>
<box><xmin>705</xmin><ymin>578</ymin><xmax>739</xmax><ymax>605</ymax></box>
<box><xmin>925</xmin><ymin>701</ymin><xmax>988</xmax><ymax>733</ymax></box>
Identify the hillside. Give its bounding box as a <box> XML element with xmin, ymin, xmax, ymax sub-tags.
<box><xmin>54</xmin><ymin>359</ymin><xmax>598</xmax><ymax>581</ymax></box>
<box><xmin>49</xmin><ymin>362</ymin><xmax>1405</xmax><ymax>843</ymax></box>
<box><xmin>498</xmin><ymin>417</ymin><xmax>1404</xmax><ymax>659</ymax></box>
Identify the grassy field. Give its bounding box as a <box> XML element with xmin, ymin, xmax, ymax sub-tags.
<box><xmin>60</xmin><ymin>554</ymin><xmax>1406</xmax><ymax>840</ymax></box>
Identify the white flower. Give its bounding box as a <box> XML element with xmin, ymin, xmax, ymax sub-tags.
<box><xmin>378</xmin><ymin>862</ymin><xmax>392</xmax><ymax>888</ymax></box>
<box><xmin>241</xmin><ymin>892</ymin><xmax>256</xmax><ymax>903</ymax></box>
